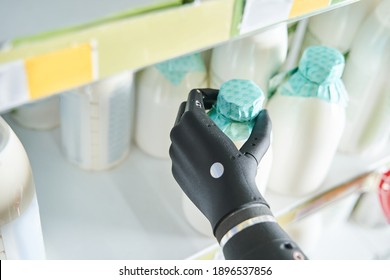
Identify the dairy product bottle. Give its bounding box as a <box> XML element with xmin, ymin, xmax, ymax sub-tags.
<box><xmin>0</xmin><ymin>117</ymin><xmax>45</xmax><ymax>259</ymax></box>
<box><xmin>60</xmin><ymin>72</ymin><xmax>134</xmax><ymax>171</ymax></box>
<box><xmin>338</xmin><ymin>0</ymin><xmax>390</xmax><ymax>155</ymax></box>
<box><xmin>135</xmin><ymin>53</ymin><xmax>207</xmax><ymax>159</ymax></box>
<box><xmin>266</xmin><ymin>46</ymin><xmax>348</xmax><ymax>196</ymax></box>
<box><xmin>302</xmin><ymin>0</ymin><xmax>381</xmax><ymax>54</ymax></box>
<box><xmin>10</xmin><ymin>95</ymin><xmax>60</xmax><ymax>130</ymax></box>
<box><xmin>182</xmin><ymin>79</ymin><xmax>272</xmax><ymax>236</ymax></box>
<box><xmin>209</xmin><ymin>23</ymin><xmax>288</xmax><ymax>93</ymax></box>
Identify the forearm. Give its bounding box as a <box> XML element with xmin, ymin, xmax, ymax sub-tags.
<box><xmin>215</xmin><ymin>204</ymin><xmax>307</xmax><ymax>260</ymax></box>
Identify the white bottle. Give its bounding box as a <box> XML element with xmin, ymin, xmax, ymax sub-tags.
<box><xmin>182</xmin><ymin>79</ymin><xmax>272</xmax><ymax>236</ymax></box>
<box><xmin>60</xmin><ymin>72</ymin><xmax>134</xmax><ymax>171</ymax></box>
<box><xmin>10</xmin><ymin>95</ymin><xmax>60</xmax><ymax>130</ymax></box>
<box><xmin>135</xmin><ymin>53</ymin><xmax>208</xmax><ymax>159</ymax></box>
<box><xmin>0</xmin><ymin>117</ymin><xmax>45</xmax><ymax>259</ymax></box>
<box><xmin>338</xmin><ymin>0</ymin><xmax>390</xmax><ymax>156</ymax></box>
<box><xmin>210</xmin><ymin>23</ymin><xmax>288</xmax><ymax>93</ymax></box>
<box><xmin>302</xmin><ymin>0</ymin><xmax>381</xmax><ymax>54</ymax></box>
<box><xmin>266</xmin><ymin>46</ymin><xmax>348</xmax><ymax>196</ymax></box>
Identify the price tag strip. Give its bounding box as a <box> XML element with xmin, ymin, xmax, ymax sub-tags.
<box><xmin>239</xmin><ymin>0</ymin><xmax>332</xmax><ymax>35</ymax></box>
<box><xmin>289</xmin><ymin>0</ymin><xmax>330</xmax><ymax>18</ymax></box>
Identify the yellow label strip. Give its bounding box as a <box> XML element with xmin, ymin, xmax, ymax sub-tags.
<box><xmin>25</xmin><ymin>43</ymin><xmax>95</xmax><ymax>99</ymax></box>
<box><xmin>289</xmin><ymin>0</ymin><xmax>330</xmax><ymax>18</ymax></box>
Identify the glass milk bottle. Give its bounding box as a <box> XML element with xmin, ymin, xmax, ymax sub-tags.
<box><xmin>302</xmin><ymin>0</ymin><xmax>381</xmax><ymax>54</ymax></box>
<box><xmin>60</xmin><ymin>72</ymin><xmax>134</xmax><ymax>171</ymax></box>
<box><xmin>338</xmin><ymin>0</ymin><xmax>390</xmax><ymax>155</ymax></box>
<box><xmin>266</xmin><ymin>46</ymin><xmax>348</xmax><ymax>196</ymax></box>
<box><xmin>0</xmin><ymin>117</ymin><xmax>45</xmax><ymax>259</ymax></box>
<box><xmin>135</xmin><ymin>53</ymin><xmax>207</xmax><ymax>159</ymax></box>
<box><xmin>182</xmin><ymin>79</ymin><xmax>272</xmax><ymax>236</ymax></box>
<box><xmin>209</xmin><ymin>23</ymin><xmax>288</xmax><ymax>93</ymax></box>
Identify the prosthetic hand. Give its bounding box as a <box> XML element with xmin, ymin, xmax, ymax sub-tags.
<box><xmin>169</xmin><ymin>89</ymin><xmax>307</xmax><ymax>260</ymax></box>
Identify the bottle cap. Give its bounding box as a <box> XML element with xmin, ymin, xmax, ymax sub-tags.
<box><xmin>155</xmin><ymin>53</ymin><xmax>205</xmax><ymax>85</ymax></box>
<box><xmin>299</xmin><ymin>46</ymin><xmax>345</xmax><ymax>84</ymax></box>
<box><xmin>279</xmin><ymin>46</ymin><xmax>348</xmax><ymax>106</ymax></box>
<box><xmin>208</xmin><ymin>79</ymin><xmax>265</xmax><ymax>141</ymax></box>
<box><xmin>215</xmin><ymin>79</ymin><xmax>265</xmax><ymax>122</ymax></box>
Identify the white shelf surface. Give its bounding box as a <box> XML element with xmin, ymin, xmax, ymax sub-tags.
<box><xmin>2</xmin><ymin>115</ymin><xmax>215</xmax><ymax>259</ymax></box>
<box><xmin>2</xmin><ymin>113</ymin><xmax>390</xmax><ymax>260</ymax></box>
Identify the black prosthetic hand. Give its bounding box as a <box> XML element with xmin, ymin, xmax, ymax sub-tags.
<box><xmin>169</xmin><ymin>88</ymin><xmax>307</xmax><ymax>260</ymax></box>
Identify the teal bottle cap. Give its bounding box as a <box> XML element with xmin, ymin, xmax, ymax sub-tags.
<box><xmin>279</xmin><ymin>46</ymin><xmax>348</xmax><ymax>106</ymax></box>
<box><xmin>208</xmin><ymin>79</ymin><xmax>265</xmax><ymax>141</ymax></box>
<box><xmin>155</xmin><ymin>53</ymin><xmax>205</xmax><ymax>85</ymax></box>
<box><xmin>216</xmin><ymin>79</ymin><xmax>265</xmax><ymax>122</ymax></box>
<box><xmin>299</xmin><ymin>46</ymin><xmax>345</xmax><ymax>83</ymax></box>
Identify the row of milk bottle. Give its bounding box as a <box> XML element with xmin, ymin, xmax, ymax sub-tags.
<box><xmin>135</xmin><ymin>0</ymin><xmax>389</xmax><ymax>162</ymax></box>
<box><xmin>11</xmin><ymin>0</ymin><xmax>388</xmax><ymax>167</ymax></box>
<box><xmin>7</xmin><ymin>21</ymin><xmax>288</xmax><ymax>169</ymax></box>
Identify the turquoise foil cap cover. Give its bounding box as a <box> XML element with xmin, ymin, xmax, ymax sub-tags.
<box><xmin>279</xmin><ymin>46</ymin><xmax>348</xmax><ymax>106</ymax></box>
<box><xmin>155</xmin><ymin>53</ymin><xmax>206</xmax><ymax>85</ymax></box>
<box><xmin>208</xmin><ymin>79</ymin><xmax>265</xmax><ymax>141</ymax></box>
